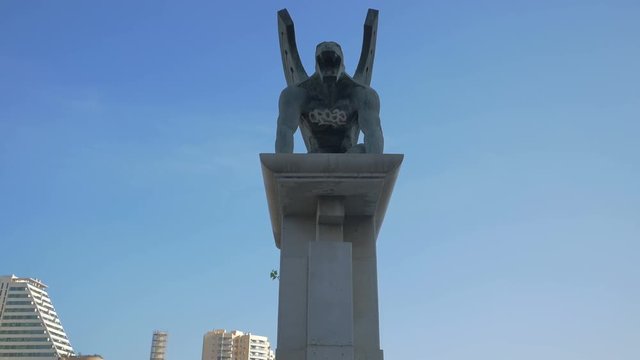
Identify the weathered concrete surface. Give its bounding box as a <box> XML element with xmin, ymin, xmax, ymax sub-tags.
<box><xmin>261</xmin><ymin>153</ymin><xmax>403</xmax><ymax>249</ymax></box>
<box><xmin>261</xmin><ymin>153</ymin><xmax>402</xmax><ymax>360</ymax></box>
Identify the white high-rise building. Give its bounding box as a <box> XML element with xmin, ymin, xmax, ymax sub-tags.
<box><xmin>201</xmin><ymin>329</ymin><xmax>274</xmax><ymax>360</ymax></box>
<box><xmin>0</xmin><ymin>275</ymin><xmax>75</xmax><ymax>359</ymax></box>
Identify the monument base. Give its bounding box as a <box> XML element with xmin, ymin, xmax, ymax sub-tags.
<box><xmin>261</xmin><ymin>153</ymin><xmax>402</xmax><ymax>360</ymax></box>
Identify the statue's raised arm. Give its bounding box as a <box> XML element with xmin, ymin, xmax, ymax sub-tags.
<box><xmin>274</xmin><ymin>8</ymin><xmax>384</xmax><ymax>154</ymax></box>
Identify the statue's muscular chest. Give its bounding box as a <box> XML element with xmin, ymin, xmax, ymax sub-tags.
<box><xmin>301</xmin><ymin>93</ymin><xmax>356</xmax><ymax>128</ymax></box>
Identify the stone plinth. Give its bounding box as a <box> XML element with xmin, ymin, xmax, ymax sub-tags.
<box><xmin>261</xmin><ymin>153</ymin><xmax>403</xmax><ymax>360</ymax></box>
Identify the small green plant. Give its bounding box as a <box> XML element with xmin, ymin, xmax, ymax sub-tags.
<box><xmin>270</xmin><ymin>269</ymin><xmax>280</xmax><ymax>280</ymax></box>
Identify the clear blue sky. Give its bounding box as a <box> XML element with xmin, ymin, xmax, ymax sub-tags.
<box><xmin>1</xmin><ymin>1</ymin><xmax>639</xmax><ymax>359</ymax></box>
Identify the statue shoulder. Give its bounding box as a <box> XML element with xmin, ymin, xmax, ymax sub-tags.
<box><xmin>353</xmin><ymin>85</ymin><xmax>379</xmax><ymax>105</ymax></box>
<box><xmin>281</xmin><ymin>85</ymin><xmax>306</xmax><ymax>96</ymax></box>
<box><xmin>279</xmin><ymin>85</ymin><xmax>307</xmax><ymax>104</ymax></box>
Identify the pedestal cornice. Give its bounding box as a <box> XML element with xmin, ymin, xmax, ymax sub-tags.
<box><xmin>260</xmin><ymin>153</ymin><xmax>403</xmax><ymax>249</ymax></box>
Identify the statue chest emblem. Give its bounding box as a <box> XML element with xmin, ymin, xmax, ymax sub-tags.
<box><xmin>307</xmin><ymin>108</ymin><xmax>348</xmax><ymax>128</ymax></box>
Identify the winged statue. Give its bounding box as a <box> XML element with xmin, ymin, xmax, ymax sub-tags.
<box><xmin>275</xmin><ymin>9</ymin><xmax>384</xmax><ymax>154</ymax></box>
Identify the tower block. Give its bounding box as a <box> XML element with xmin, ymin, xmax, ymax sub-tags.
<box><xmin>261</xmin><ymin>153</ymin><xmax>402</xmax><ymax>360</ymax></box>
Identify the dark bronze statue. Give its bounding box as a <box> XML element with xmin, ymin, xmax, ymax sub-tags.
<box><xmin>275</xmin><ymin>9</ymin><xmax>384</xmax><ymax>154</ymax></box>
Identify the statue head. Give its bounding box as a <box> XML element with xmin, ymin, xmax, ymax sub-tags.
<box><xmin>315</xmin><ymin>41</ymin><xmax>345</xmax><ymax>84</ymax></box>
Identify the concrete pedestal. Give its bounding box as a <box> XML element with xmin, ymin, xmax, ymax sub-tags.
<box><xmin>261</xmin><ymin>153</ymin><xmax>402</xmax><ymax>360</ymax></box>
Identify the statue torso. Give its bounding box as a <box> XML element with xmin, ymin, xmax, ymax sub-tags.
<box><xmin>298</xmin><ymin>76</ymin><xmax>362</xmax><ymax>153</ymax></box>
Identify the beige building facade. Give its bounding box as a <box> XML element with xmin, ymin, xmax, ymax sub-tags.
<box><xmin>233</xmin><ymin>332</ymin><xmax>273</xmax><ymax>360</ymax></box>
<box><xmin>201</xmin><ymin>329</ymin><xmax>274</xmax><ymax>360</ymax></box>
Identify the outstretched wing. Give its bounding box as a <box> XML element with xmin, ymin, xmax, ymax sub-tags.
<box><xmin>353</xmin><ymin>9</ymin><xmax>379</xmax><ymax>87</ymax></box>
<box><xmin>278</xmin><ymin>9</ymin><xmax>309</xmax><ymax>86</ymax></box>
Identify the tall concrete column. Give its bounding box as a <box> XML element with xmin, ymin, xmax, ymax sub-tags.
<box><xmin>261</xmin><ymin>153</ymin><xmax>402</xmax><ymax>360</ymax></box>
<box><xmin>347</xmin><ymin>216</ymin><xmax>383</xmax><ymax>360</ymax></box>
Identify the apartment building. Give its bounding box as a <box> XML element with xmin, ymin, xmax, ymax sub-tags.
<box><xmin>233</xmin><ymin>332</ymin><xmax>273</xmax><ymax>360</ymax></box>
<box><xmin>0</xmin><ymin>275</ymin><xmax>75</xmax><ymax>359</ymax></box>
<box><xmin>201</xmin><ymin>329</ymin><xmax>274</xmax><ymax>360</ymax></box>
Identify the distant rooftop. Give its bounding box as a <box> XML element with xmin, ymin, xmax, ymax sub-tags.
<box><xmin>0</xmin><ymin>274</ymin><xmax>48</xmax><ymax>289</ymax></box>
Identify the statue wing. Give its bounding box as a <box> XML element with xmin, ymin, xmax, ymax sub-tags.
<box><xmin>278</xmin><ymin>9</ymin><xmax>309</xmax><ymax>86</ymax></box>
<box><xmin>353</xmin><ymin>9</ymin><xmax>379</xmax><ymax>87</ymax></box>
